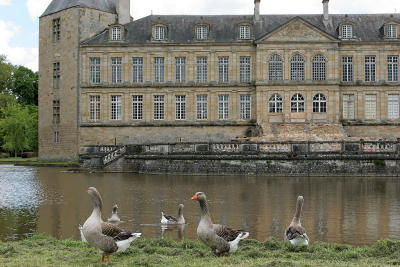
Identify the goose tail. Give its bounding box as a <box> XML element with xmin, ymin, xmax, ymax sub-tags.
<box><xmin>116</xmin><ymin>233</ymin><xmax>142</xmax><ymax>252</ymax></box>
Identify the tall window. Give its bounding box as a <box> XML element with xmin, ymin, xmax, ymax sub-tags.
<box><xmin>312</xmin><ymin>55</ymin><xmax>326</xmax><ymax>81</ymax></box>
<box><xmin>388</xmin><ymin>94</ymin><xmax>399</xmax><ymax>120</ymax></box>
<box><xmin>342</xmin><ymin>24</ymin><xmax>353</xmax><ymax>39</ymax></box>
<box><xmin>387</xmin><ymin>24</ymin><xmax>398</xmax><ymax>38</ymax></box>
<box><xmin>269</xmin><ymin>54</ymin><xmax>283</xmax><ymax>80</ymax></box>
<box><xmin>291</xmin><ymin>94</ymin><xmax>305</xmax><ymax>112</ymax></box>
<box><xmin>218</xmin><ymin>57</ymin><xmax>229</xmax><ymax>83</ymax></box>
<box><xmin>154</xmin><ymin>57</ymin><xmax>164</xmax><ymax>83</ymax></box>
<box><xmin>365</xmin><ymin>56</ymin><xmax>376</xmax><ymax>82</ymax></box>
<box><xmin>153</xmin><ymin>95</ymin><xmax>164</xmax><ymax>120</ymax></box>
<box><xmin>239</xmin><ymin>25</ymin><xmax>250</xmax><ymax>39</ymax></box>
<box><xmin>269</xmin><ymin>94</ymin><xmax>283</xmax><ymax>113</ymax></box>
<box><xmin>196</xmin><ymin>57</ymin><xmax>208</xmax><ymax>83</ymax></box>
<box><xmin>53</xmin><ymin>62</ymin><xmax>60</xmax><ymax>89</ymax></box>
<box><xmin>196</xmin><ymin>95</ymin><xmax>208</xmax><ymax>120</ymax></box>
<box><xmin>52</xmin><ymin>18</ymin><xmax>60</xmax><ymax>42</ymax></box>
<box><xmin>365</xmin><ymin>94</ymin><xmax>377</xmax><ymax>120</ymax></box>
<box><xmin>154</xmin><ymin>26</ymin><xmax>165</xmax><ymax>40</ymax></box>
<box><xmin>240</xmin><ymin>94</ymin><xmax>251</xmax><ymax>120</ymax></box>
<box><xmin>111</xmin><ymin>57</ymin><xmax>122</xmax><ymax>83</ymax></box>
<box><xmin>290</xmin><ymin>54</ymin><xmax>304</xmax><ymax>81</ymax></box>
<box><xmin>132</xmin><ymin>95</ymin><xmax>143</xmax><ymax>120</ymax></box>
<box><xmin>54</xmin><ymin>131</ymin><xmax>60</xmax><ymax>144</ymax></box>
<box><xmin>218</xmin><ymin>94</ymin><xmax>229</xmax><ymax>120</ymax></box>
<box><xmin>112</xmin><ymin>27</ymin><xmax>121</xmax><ymax>40</ymax></box>
<box><xmin>240</xmin><ymin>56</ymin><xmax>251</xmax><ymax>83</ymax></box>
<box><xmin>110</xmin><ymin>95</ymin><xmax>122</xmax><ymax>120</ymax></box>
<box><xmin>342</xmin><ymin>56</ymin><xmax>353</xmax><ymax>82</ymax></box>
<box><xmin>175</xmin><ymin>57</ymin><xmax>186</xmax><ymax>83</ymax></box>
<box><xmin>388</xmin><ymin>56</ymin><xmax>399</xmax><ymax>82</ymax></box>
<box><xmin>313</xmin><ymin>94</ymin><xmax>327</xmax><ymax>113</ymax></box>
<box><xmin>343</xmin><ymin>94</ymin><xmax>355</xmax><ymax>120</ymax></box>
<box><xmin>196</xmin><ymin>25</ymin><xmax>208</xmax><ymax>40</ymax></box>
<box><xmin>132</xmin><ymin>57</ymin><xmax>143</xmax><ymax>83</ymax></box>
<box><xmin>90</xmin><ymin>58</ymin><xmax>100</xmax><ymax>84</ymax></box>
<box><xmin>175</xmin><ymin>95</ymin><xmax>186</xmax><ymax>120</ymax></box>
<box><xmin>53</xmin><ymin>100</ymin><xmax>60</xmax><ymax>124</ymax></box>
<box><xmin>89</xmin><ymin>95</ymin><xmax>100</xmax><ymax>121</ymax></box>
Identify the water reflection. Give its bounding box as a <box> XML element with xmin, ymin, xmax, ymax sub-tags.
<box><xmin>0</xmin><ymin>165</ymin><xmax>400</xmax><ymax>245</ymax></box>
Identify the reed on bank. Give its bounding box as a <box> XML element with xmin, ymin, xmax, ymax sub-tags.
<box><xmin>0</xmin><ymin>235</ymin><xmax>399</xmax><ymax>266</ymax></box>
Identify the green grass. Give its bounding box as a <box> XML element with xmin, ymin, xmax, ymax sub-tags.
<box><xmin>1</xmin><ymin>236</ymin><xmax>400</xmax><ymax>266</ymax></box>
<box><xmin>0</xmin><ymin>157</ymin><xmax>80</xmax><ymax>166</ymax></box>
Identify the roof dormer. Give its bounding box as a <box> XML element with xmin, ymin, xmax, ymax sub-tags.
<box><xmin>195</xmin><ymin>24</ymin><xmax>209</xmax><ymax>41</ymax></box>
<box><xmin>152</xmin><ymin>24</ymin><xmax>168</xmax><ymax>41</ymax></box>
<box><xmin>383</xmin><ymin>22</ymin><xmax>399</xmax><ymax>39</ymax></box>
<box><xmin>109</xmin><ymin>24</ymin><xmax>124</xmax><ymax>41</ymax></box>
<box><xmin>338</xmin><ymin>19</ymin><xmax>355</xmax><ymax>40</ymax></box>
<box><xmin>238</xmin><ymin>22</ymin><xmax>252</xmax><ymax>40</ymax></box>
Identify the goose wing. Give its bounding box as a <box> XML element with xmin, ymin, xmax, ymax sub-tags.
<box><xmin>164</xmin><ymin>215</ymin><xmax>178</xmax><ymax>222</ymax></box>
<box><xmin>213</xmin><ymin>224</ymin><xmax>241</xmax><ymax>242</ymax></box>
<box><xmin>285</xmin><ymin>224</ymin><xmax>307</xmax><ymax>240</ymax></box>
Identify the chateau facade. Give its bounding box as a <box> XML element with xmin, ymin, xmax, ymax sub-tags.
<box><xmin>39</xmin><ymin>0</ymin><xmax>400</xmax><ymax>161</ymax></box>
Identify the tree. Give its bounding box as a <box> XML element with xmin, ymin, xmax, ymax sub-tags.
<box><xmin>0</xmin><ymin>55</ymin><xmax>15</xmax><ymax>93</ymax></box>
<box><xmin>0</xmin><ymin>103</ymin><xmax>37</xmax><ymax>156</ymax></box>
<box><xmin>12</xmin><ymin>66</ymin><xmax>38</xmax><ymax>105</ymax></box>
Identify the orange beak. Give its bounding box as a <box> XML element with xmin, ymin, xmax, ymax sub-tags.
<box><xmin>86</xmin><ymin>189</ymin><xmax>89</xmax><ymax>193</ymax></box>
<box><xmin>114</xmin><ymin>205</ymin><xmax>118</xmax><ymax>209</ymax></box>
<box><xmin>191</xmin><ymin>194</ymin><xmax>198</xmax><ymax>200</ymax></box>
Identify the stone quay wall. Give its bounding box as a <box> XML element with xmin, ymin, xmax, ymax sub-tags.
<box><xmin>80</xmin><ymin>140</ymin><xmax>400</xmax><ymax>176</ymax></box>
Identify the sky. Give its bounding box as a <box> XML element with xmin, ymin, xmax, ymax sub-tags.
<box><xmin>0</xmin><ymin>0</ymin><xmax>399</xmax><ymax>72</ymax></box>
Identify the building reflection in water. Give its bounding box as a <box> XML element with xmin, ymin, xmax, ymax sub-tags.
<box><xmin>1</xmin><ymin>165</ymin><xmax>400</xmax><ymax>245</ymax></box>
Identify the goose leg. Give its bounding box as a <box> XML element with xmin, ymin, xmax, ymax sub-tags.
<box><xmin>107</xmin><ymin>254</ymin><xmax>110</xmax><ymax>264</ymax></box>
<box><xmin>101</xmin><ymin>255</ymin><xmax>105</xmax><ymax>262</ymax></box>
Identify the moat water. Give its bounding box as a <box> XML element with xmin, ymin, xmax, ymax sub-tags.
<box><xmin>1</xmin><ymin>165</ymin><xmax>400</xmax><ymax>245</ymax></box>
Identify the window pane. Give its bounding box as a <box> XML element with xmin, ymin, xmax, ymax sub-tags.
<box><xmin>269</xmin><ymin>55</ymin><xmax>283</xmax><ymax>81</ymax></box>
<box><xmin>218</xmin><ymin>94</ymin><xmax>229</xmax><ymax>120</ymax></box>
<box><xmin>196</xmin><ymin>57</ymin><xmax>208</xmax><ymax>83</ymax></box>
<box><xmin>240</xmin><ymin>56</ymin><xmax>251</xmax><ymax>83</ymax></box>
<box><xmin>269</xmin><ymin>94</ymin><xmax>283</xmax><ymax>113</ymax></box>
<box><xmin>291</xmin><ymin>55</ymin><xmax>304</xmax><ymax>81</ymax></box>
<box><xmin>240</xmin><ymin>94</ymin><xmax>251</xmax><ymax>120</ymax></box>
<box><xmin>388</xmin><ymin>94</ymin><xmax>399</xmax><ymax>119</ymax></box>
<box><xmin>154</xmin><ymin>57</ymin><xmax>165</xmax><ymax>83</ymax></box>
<box><xmin>132</xmin><ymin>57</ymin><xmax>143</xmax><ymax>83</ymax></box>
<box><xmin>175</xmin><ymin>95</ymin><xmax>186</xmax><ymax>120</ymax></box>
<box><xmin>312</xmin><ymin>55</ymin><xmax>326</xmax><ymax>81</ymax></box>
<box><xmin>132</xmin><ymin>95</ymin><xmax>143</xmax><ymax>120</ymax></box>
<box><xmin>343</xmin><ymin>94</ymin><xmax>355</xmax><ymax>120</ymax></box>
<box><xmin>365</xmin><ymin>94</ymin><xmax>376</xmax><ymax>120</ymax></box>
<box><xmin>218</xmin><ymin>57</ymin><xmax>229</xmax><ymax>83</ymax></box>
<box><xmin>89</xmin><ymin>95</ymin><xmax>100</xmax><ymax>121</ymax></box>
<box><xmin>111</xmin><ymin>57</ymin><xmax>122</xmax><ymax>83</ymax></box>
<box><xmin>110</xmin><ymin>95</ymin><xmax>122</xmax><ymax>120</ymax></box>
<box><xmin>154</xmin><ymin>95</ymin><xmax>164</xmax><ymax>120</ymax></box>
<box><xmin>197</xmin><ymin>95</ymin><xmax>208</xmax><ymax>120</ymax></box>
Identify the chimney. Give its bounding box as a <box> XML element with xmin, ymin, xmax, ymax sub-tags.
<box><xmin>322</xmin><ymin>0</ymin><xmax>329</xmax><ymax>21</ymax></box>
<box><xmin>254</xmin><ymin>0</ymin><xmax>260</xmax><ymax>22</ymax></box>
<box><xmin>117</xmin><ymin>0</ymin><xmax>131</xmax><ymax>24</ymax></box>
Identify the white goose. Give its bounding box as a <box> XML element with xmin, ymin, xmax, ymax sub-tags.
<box><xmin>191</xmin><ymin>192</ymin><xmax>249</xmax><ymax>256</ymax></box>
<box><xmin>161</xmin><ymin>204</ymin><xmax>185</xmax><ymax>224</ymax></box>
<box><xmin>284</xmin><ymin>195</ymin><xmax>309</xmax><ymax>246</ymax></box>
<box><xmin>107</xmin><ymin>204</ymin><xmax>121</xmax><ymax>223</ymax></box>
<box><xmin>82</xmin><ymin>187</ymin><xmax>141</xmax><ymax>264</ymax></box>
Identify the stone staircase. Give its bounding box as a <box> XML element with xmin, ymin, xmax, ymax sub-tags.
<box><xmin>102</xmin><ymin>146</ymin><xmax>127</xmax><ymax>167</ymax></box>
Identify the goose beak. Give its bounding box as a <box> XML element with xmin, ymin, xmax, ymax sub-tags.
<box><xmin>86</xmin><ymin>189</ymin><xmax>89</xmax><ymax>193</ymax></box>
<box><xmin>114</xmin><ymin>205</ymin><xmax>118</xmax><ymax>209</ymax></box>
<box><xmin>191</xmin><ymin>194</ymin><xmax>198</xmax><ymax>200</ymax></box>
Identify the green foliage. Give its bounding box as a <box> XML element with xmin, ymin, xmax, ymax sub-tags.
<box><xmin>12</xmin><ymin>65</ymin><xmax>38</xmax><ymax>105</ymax></box>
<box><xmin>0</xmin><ymin>55</ymin><xmax>15</xmax><ymax>93</ymax></box>
<box><xmin>0</xmin><ymin>103</ymin><xmax>38</xmax><ymax>155</ymax></box>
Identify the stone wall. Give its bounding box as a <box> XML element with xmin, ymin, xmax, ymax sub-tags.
<box><xmin>80</xmin><ymin>141</ymin><xmax>400</xmax><ymax>175</ymax></box>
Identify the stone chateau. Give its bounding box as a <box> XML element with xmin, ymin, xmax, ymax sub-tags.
<box><xmin>39</xmin><ymin>0</ymin><xmax>400</xmax><ymax>161</ymax></box>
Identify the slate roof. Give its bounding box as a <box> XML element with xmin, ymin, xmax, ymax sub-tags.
<box><xmin>41</xmin><ymin>0</ymin><xmax>116</xmax><ymax>18</ymax></box>
<box><xmin>82</xmin><ymin>13</ymin><xmax>400</xmax><ymax>45</ymax></box>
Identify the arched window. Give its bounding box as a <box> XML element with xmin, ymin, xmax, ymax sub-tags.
<box><xmin>312</xmin><ymin>55</ymin><xmax>326</xmax><ymax>81</ymax></box>
<box><xmin>269</xmin><ymin>54</ymin><xmax>283</xmax><ymax>80</ymax></box>
<box><xmin>291</xmin><ymin>54</ymin><xmax>304</xmax><ymax>80</ymax></box>
<box><xmin>269</xmin><ymin>94</ymin><xmax>283</xmax><ymax>113</ymax></box>
<box><xmin>291</xmin><ymin>93</ymin><xmax>305</xmax><ymax>112</ymax></box>
<box><xmin>313</xmin><ymin>94</ymin><xmax>327</xmax><ymax>113</ymax></box>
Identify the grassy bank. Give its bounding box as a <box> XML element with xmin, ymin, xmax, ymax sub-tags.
<box><xmin>0</xmin><ymin>157</ymin><xmax>80</xmax><ymax>167</ymax></box>
<box><xmin>1</xmin><ymin>236</ymin><xmax>400</xmax><ymax>266</ymax></box>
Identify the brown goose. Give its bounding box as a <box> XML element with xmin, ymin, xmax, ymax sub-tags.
<box><xmin>284</xmin><ymin>195</ymin><xmax>309</xmax><ymax>246</ymax></box>
<box><xmin>82</xmin><ymin>187</ymin><xmax>141</xmax><ymax>264</ymax></box>
<box><xmin>161</xmin><ymin>204</ymin><xmax>185</xmax><ymax>224</ymax></box>
<box><xmin>107</xmin><ymin>204</ymin><xmax>121</xmax><ymax>223</ymax></box>
<box><xmin>191</xmin><ymin>192</ymin><xmax>249</xmax><ymax>256</ymax></box>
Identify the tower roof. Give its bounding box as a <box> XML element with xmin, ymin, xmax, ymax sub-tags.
<box><xmin>40</xmin><ymin>0</ymin><xmax>116</xmax><ymax>18</ymax></box>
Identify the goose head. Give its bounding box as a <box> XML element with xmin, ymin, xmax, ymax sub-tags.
<box><xmin>178</xmin><ymin>204</ymin><xmax>184</xmax><ymax>209</ymax></box>
<box><xmin>86</xmin><ymin>187</ymin><xmax>103</xmax><ymax>210</ymax></box>
<box><xmin>113</xmin><ymin>204</ymin><xmax>118</xmax><ymax>213</ymax></box>
<box><xmin>191</xmin><ymin>192</ymin><xmax>206</xmax><ymax>201</ymax></box>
